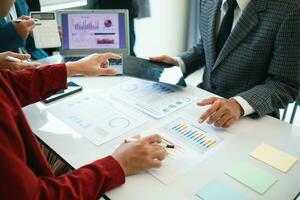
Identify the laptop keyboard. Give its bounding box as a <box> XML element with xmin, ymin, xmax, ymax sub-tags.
<box><xmin>64</xmin><ymin>57</ymin><xmax>83</xmax><ymax>62</ymax></box>
<box><xmin>64</xmin><ymin>57</ymin><xmax>122</xmax><ymax>65</ymax></box>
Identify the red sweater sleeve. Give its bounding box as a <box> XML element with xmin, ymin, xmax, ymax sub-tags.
<box><xmin>0</xmin><ymin>146</ymin><xmax>125</xmax><ymax>200</ymax></box>
<box><xmin>0</xmin><ymin>104</ymin><xmax>125</xmax><ymax>199</ymax></box>
<box><xmin>0</xmin><ymin>64</ymin><xmax>67</xmax><ymax>107</ymax></box>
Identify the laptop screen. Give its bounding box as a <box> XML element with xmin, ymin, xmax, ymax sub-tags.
<box><xmin>61</xmin><ymin>12</ymin><xmax>127</xmax><ymax>50</ymax></box>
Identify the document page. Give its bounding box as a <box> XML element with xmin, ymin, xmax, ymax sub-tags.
<box><xmin>110</xmin><ymin>79</ymin><xmax>198</xmax><ymax>118</ymax></box>
<box><xmin>48</xmin><ymin>92</ymin><xmax>148</xmax><ymax>146</ymax></box>
<box><xmin>146</xmin><ymin>118</ymin><xmax>224</xmax><ymax>184</ymax></box>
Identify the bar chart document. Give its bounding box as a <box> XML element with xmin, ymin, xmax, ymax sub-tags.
<box><xmin>48</xmin><ymin>92</ymin><xmax>147</xmax><ymax>146</ymax></box>
<box><xmin>147</xmin><ymin>118</ymin><xmax>224</xmax><ymax>184</ymax></box>
<box><xmin>110</xmin><ymin>79</ymin><xmax>197</xmax><ymax>118</ymax></box>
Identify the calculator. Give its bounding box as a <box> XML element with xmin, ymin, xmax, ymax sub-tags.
<box><xmin>30</xmin><ymin>12</ymin><xmax>61</xmax><ymax>49</ymax></box>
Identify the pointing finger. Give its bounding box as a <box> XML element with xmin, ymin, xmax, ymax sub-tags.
<box><xmin>197</xmin><ymin>97</ymin><xmax>219</xmax><ymax>106</ymax></box>
<box><xmin>198</xmin><ymin>102</ymin><xmax>222</xmax><ymax>123</ymax></box>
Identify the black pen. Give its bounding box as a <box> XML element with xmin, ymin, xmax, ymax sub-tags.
<box><xmin>124</xmin><ymin>138</ymin><xmax>175</xmax><ymax>149</ymax></box>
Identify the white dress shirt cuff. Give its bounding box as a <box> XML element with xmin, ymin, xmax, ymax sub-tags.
<box><xmin>233</xmin><ymin>96</ymin><xmax>255</xmax><ymax>116</ymax></box>
<box><xmin>173</xmin><ymin>57</ymin><xmax>186</xmax><ymax>73</ymax></box>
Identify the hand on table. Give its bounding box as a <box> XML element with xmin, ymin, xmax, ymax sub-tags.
<box><xmin>197</xmin><ymin>97</ymin><xmax>244</xmax><ymax>128</ymax></box>
<box><xmin>66</xmin><ymin>53</ymin><xmax>120</xmax><ymax>76</ymax></box>
<box><xmin>0</xmin><ymin>51</ymin><xmax>40</xmax><ymax>71</ymax></box>
<box><xmin>13</xmin><ymin>16</ymin><xmax>35</xmax><ymax>39</ymax></box>
<box><xmin>112</xmin><ymin>134</ymin><xmax>167</xmax><ymax>176</ymax></box>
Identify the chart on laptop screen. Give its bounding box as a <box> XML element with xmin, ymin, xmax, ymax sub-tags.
<box><xmin>61</xmin><ymin>13</ymin><xmax>126</xmax><ymax>50</ymax></box>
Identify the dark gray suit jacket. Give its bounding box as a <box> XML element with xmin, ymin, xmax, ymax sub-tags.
<box><xmin>180</xmin><ymin>0</ymin><xmax>300</xmax><ymax>118</ymax></box>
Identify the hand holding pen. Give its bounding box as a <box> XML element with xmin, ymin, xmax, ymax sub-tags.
<box><xmin>113</xmin><ymin>134</ymin><xmax>167</xmax><ymax>176</ymax></box>
<box><xmin>12</xmin><ymin>16</ymin><xmax>37</xmax><ymax>39</ymax></box>
<box><xmin>0</xmin><ymin>51</ymin><xmax>40</xmax><ymax>71</ymax></box>
<box><xmin>125</xmin><ymin>136</ymin><xmax>175</xmax><ymax>149</ymax></box>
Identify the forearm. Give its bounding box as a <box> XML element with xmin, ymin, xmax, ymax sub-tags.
<box><xmin>237</xmin><ymin>79</ymin><xmax>299</xmax><ymax>117</ymax></box>
<box><xmin>0</xmin><ymin>64</ymin><xmax>67</xmax><ymax>106</ymax></box>
<box><xmin>66</xmin><ymin>62</ymin><xmax>86</xmax><ymax>76</ymax></box>
<box><xmin>36</xmin><ymin>156</ymin><xmax>125</xmax><ymax>200</ymax></box>
<box><xmin>0</xmin><ymin>22</ymin><xmax>25</xmax><ymax>51</ymax></box>
<box><xmin>178</xmin><ymin>40</ymin><xmax>206</xmax><ymax>75</ymax></box>
<box><xmin>0</xmin><ymin>148</ymin><xmax>125</xmax><ymax>200</ymax></box>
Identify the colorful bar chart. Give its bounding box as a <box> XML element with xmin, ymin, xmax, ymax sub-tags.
<box><xmin>163</xmin><ymin>118</ymin><xmax>223</xmax><ymax>153</ymax></box>
<box><xmin>74</xmin><ymin>20</ymin><xmax>99</xmax><ymax>31</ymax></box>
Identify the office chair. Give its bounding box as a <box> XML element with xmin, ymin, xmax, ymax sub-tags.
<box><xmin>290</xmin><ymin>94</ymin><xmax>300</xmax><ymax>124</ymax></box>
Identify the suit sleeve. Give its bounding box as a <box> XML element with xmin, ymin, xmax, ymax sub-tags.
<box><xmin>0</xmin><ymin>64</ymin><xmax>67</xmax><ymax>107</ymax></box>
<box><xmin>238</xmin><ymin>6</ymin><xmax>300</xmax><ymax>117</ymax></box>
<box><xmin>0</xmin><ymin>22</ymin><xmax>25</xmax><ymax>52</ymax></box>
<box><xmin>179</xmin><ymin>37</ymin><xmax>206</xmax><ymax>76</ymax></box>
<box><xmin>0</xmin><ymin>144</ymin><xmax>125</xmax><ymax>200</ymax></box>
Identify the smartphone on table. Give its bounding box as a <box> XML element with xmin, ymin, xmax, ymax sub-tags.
<box><xmin>43</xmin><ymin>81</ymin><xmax>82</xmax><ymax>104</ymax></box>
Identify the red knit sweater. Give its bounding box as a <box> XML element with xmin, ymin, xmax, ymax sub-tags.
<box><xmin>0</xmin><ymin>64</ymin><xmax>125</xmax><ymax>200</ymax></box>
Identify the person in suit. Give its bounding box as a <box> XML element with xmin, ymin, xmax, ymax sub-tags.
<box><xmin>87</xmin><ymin>0</ymin><xmax>151</xmax><ymax>56</ymax></box>
<box><xmin>0</xmin><ymin>0</ymin><xmax>48</xmax><ymax>60</ymax></box>
<box><xmin>151</xmin><ymin>0</ymin><xmax>300</xmax><ymax>128</ymax></box>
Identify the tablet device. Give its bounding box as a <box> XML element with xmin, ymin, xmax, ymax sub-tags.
<box><xmin>43</xmin><ymin>81</ymin><xmax>82</xmax><ymax>103</ymax></box>
<box><xmin>294</xmin><ymin>192</ymin><xmax>300</xmax><ymax>200</ymax></box>
<box><xmin>123</xmin><ymin>55</ymin><xmax>187</xmax><ymax>87</ymax></box>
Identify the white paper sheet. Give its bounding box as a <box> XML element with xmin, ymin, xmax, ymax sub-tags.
<box><xmin>48</xmin><ymin>92</ymin><xmax>148</xmax><ymax>146</ymax></box>
<box><xmin>146</xmin><ymin>118</ymin><xmax>224</xmax><ymax>184</ymax></box>
<box><xmin>109</xmin><ymin>79</ymin><xmax>198</xmax><ymax>118</ymax></box>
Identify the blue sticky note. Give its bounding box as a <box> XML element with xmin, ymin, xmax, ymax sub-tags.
<box><xmin>196</xmin><ymin>180</ymin><xmax>251</xmax><ymax>200</ymax></box>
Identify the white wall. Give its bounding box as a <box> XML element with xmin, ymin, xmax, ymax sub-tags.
<box><xmin>134</xmin><ymin>0</ymin><xmax>189</xmax><ymax>58</ymax></box>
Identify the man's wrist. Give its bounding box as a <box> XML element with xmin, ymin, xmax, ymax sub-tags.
<box><xmin>112</xmin><ymin>153</ymin><xmax>127</xmax><ymax>176</ymax></box>
<box><xmin>229</xmin><ymin>98</ymin><xmax>244</xmax><ymax>117</ymax></box>
<box><xmin>66</xmin><ymin>62</ymin><xmax>79</xmax><ymax>76</ymax></box>
<box><xmin>173</xmin><ymin>57</ymin><xmax>186</xmax><ymax>73</ymax></box>
<box><xmin>233</xmin><ymin>96</ymin><xmax>255</xmax><ymax>116</ymax></box>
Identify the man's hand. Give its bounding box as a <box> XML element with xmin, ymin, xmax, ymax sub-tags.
<box><xmin>0</xmin><ymin>51</ymin><xmax>40</xmax><ymax>71</ymax></box>
<box><xmin>65</xmin><ymin>53</ymin><xmax>120</xmax><ymax>76</ymax></box>
<box><xmin>112</xmin><ymin>134</ymin><xmax>167</xmax><ymax>176</ymax></box>
<box><xmin>149</xmin><ymin>55</ymin><xmax>179</xmax><ymax>66</ymax></box>
<box><xmin>13</xmin><ymin>16</ymin><xmax>35</xmax><ymax>39</ymax></box>
<box><xmin>197</xmin><ymin>97</ymin><xmax>244</xmax><ymax>128</ymax></box>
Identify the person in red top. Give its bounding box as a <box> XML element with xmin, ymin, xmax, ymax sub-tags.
<box><xmin>0</xmin><ymin>1</ymin><xmax>167</xmax><ymax>199</ymax></box>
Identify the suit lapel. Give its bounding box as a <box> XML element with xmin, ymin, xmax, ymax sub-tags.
<box><xmin>205</xmin><ymin>0</ymin><xmax>222</xmax><ymax>67</ymax></box>
<box><xmin>212</xmin><ymin>0</ymin><xmax>258</xmax><ymax>70</ymax></box>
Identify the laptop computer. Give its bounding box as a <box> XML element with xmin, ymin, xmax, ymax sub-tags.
<box><xmin>56</xmin><ymin>9</ymin><xmax>130</xmax><ymax>74</ymax></box>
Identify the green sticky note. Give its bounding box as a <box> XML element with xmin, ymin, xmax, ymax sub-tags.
<box><xmin>225</xmin><ymin>162</ymin><xmax>277</xmax><ymax>195</ymax></box>
<box><xmin>196</xmin><ymin>180</ymin><xmax>251</xmax><ymax>200</ymax></box>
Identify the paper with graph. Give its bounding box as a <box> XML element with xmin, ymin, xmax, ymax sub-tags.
<box><xmin>147</xmin><ymin>118</ymin><xmax>224</xmax><ymax>184</ymax></box>
<box><xmin>48</xmin><ymin>92</ymin><xmax>148</xmax><ymax>146</ymax></box>
<box><xmin>110</xmin><ymin>79</ymin><xmax>197</xmax><ymax>118</ymax></box>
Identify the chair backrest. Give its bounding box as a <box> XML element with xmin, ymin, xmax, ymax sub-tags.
<box><xmin>297</xmin><ymin>93</ymin><xmax>300</xmax><ymax>104</ymax></box>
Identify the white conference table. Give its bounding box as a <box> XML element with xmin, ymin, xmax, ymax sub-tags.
<box><xmin>23</xmin><ymin>74</ymin><xmax>300</xmax><ymax>200</ymax></box>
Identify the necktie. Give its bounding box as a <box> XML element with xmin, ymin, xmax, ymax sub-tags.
<box><xmin>216</xmin><ymin>0</ymin><xmax>238</xmax><ymax>55</ymax></box>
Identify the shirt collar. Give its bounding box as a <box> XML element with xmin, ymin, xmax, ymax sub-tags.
<box><xmin>222</xmin><ymin>0</ymin><xmax>250</xmax><ymax>12</ymax></box>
